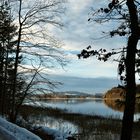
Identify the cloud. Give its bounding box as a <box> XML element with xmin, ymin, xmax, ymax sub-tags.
<box><xmin>47</xmin><ymin>74</ymin><xmax>118</xmax><ymax>94</ymax></box>
<box><xmin>54</xmin><ymin>0</ymin><xmax>126</xmax><ymax>50</ymax></box>
<box><xmin>52</xmin><ymin>0</ymin><xmax>95</xmax><ymax>43</ymax></box>
<box><xmin>46</xmin><ymin>0</ymin><xmax>128</xmax><ymax>78</ymax></box>
<box><xmin>47</xmin><ymin>56</ymin><xmax>119</xmax><ymax>79</ymax></box>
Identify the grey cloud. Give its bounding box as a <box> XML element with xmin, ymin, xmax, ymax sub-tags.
<box><xmin>48</xmin><ymin>75</ymin><xmax>118</xmax><ymax>94</ymax></box>
<box><xmin>48</xmin><ymin>0</ymin><xmax>128</xmax><ymax>79</ymax></box>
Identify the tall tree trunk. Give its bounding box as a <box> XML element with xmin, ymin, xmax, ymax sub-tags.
<box><xmin>0</xmin><ymin>47</ymin><xmax>4</xmax><ymax>115</ymax></box>
<box><xmin>121</xmin><ymin>0</ymin><xmax>139</xmax><ymax>140</ymax></box>
<box><xmin>10</xmin><ymin>0</ymin><xmax>22</xmax><ymax>123</ymax></box>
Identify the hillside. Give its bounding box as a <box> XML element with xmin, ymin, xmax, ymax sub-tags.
<box><xmin>104</xmin><ymin>85</ymin><xmax>140</xmax><ymax>99</ymax></box>
<box><xmin>104</xmin><ymin>87</ymin><xmax>126</xmax><ymax>99</ymax></box>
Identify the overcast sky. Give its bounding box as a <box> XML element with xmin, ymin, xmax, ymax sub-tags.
<box><xmin>47</xmin><ymin>0</ymin><xmax>128</xmax><ymax>79</ymax></box>
<box><xmin>20</xmin><ymin>0</ymin><xmax>140</xmax><ymax>93</ymax></box>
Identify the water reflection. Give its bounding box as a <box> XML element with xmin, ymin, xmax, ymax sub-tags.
<box><xmin>38</xmin><ymin>98</ymin><xmax>99</xmax><ymax>104</ymax></box>
<box><xmin>104</xmin><ymin>99</ymin><xmax>125</xmax><ymax>112</ymax></box>
<box><xmin>35</xmin><ymin>98</ymin><xmax>140</xmax><ymax>121</ymax></box>
<box><xmin>22</xmin><ymin>99</ymin><xmax>140</xmax><ymax>140</ymax></box>
<box><xmin>104</xmin><ymin>99</ymin><xmax>140</xmax><ymax>113</ymax></box>
<box><xmin>38</xmin><ymin>99</ymin><xmax>123</xmax><ymax>118</ymax></box>
<box><xmin>24</xmin><ymin>98</ymin><xmax>140</xmax><ymax>128</ymax></box>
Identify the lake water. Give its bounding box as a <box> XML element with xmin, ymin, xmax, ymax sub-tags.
<box><xmin>24</xmin><ymin>99</ymin><xmax>140</xmax><ymax>139</ymax></box>
<box><xmin>28</xmin><ymin>99</ymin><xmax>140</xmax><ymax>121</ymax></box>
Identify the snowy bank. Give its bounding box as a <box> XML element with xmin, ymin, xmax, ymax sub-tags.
<box><xmin>0</xmin><ymin>117</ymin><xmax>75</xmax><ymax>140</ymax></box>
<box><xmin>0</xmin><ymin>117</ymin><xmax>41</xmax><ymax>140</ymax></box>
<box><xmin>32</xmin><ymin>126</ymin><xmax>73</xmax><ymax>140</ymax></box>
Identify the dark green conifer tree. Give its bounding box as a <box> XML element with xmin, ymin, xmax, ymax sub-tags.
<box><xmin>0</xmin><ymin>1</ymin><xmax>24</xmax><ymax>120</ymax></box>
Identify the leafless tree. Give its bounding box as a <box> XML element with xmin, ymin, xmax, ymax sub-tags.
<box><xmin>5</xmin><ymin>0</ymin><xmax>67</xmax><ymax>122</ymax></box>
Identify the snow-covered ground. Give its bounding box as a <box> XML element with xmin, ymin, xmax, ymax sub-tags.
<box><xmin>0</xmin><ymin>117</ymin><xmax>41</xmax><ymax>140</ymax></box>
<box><xmin>0</xmin><ymin>117</ymin><xmax>72</xmax><ymax>140</ymax></box>
<box><xmin>33</xmin><ymin>126</ymin><xmax>72</xmax><ymax>140</ymax></box>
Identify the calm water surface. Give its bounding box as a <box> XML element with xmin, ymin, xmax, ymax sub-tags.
<box><xmin>36</xmin><ymin>99</ymin><xmax>140</xmax><ymax>121</ymax></box>
<box><xmin>24</xmin><ymin>99</ymin><xmax>140</xmax><ymax>139</ymax></box>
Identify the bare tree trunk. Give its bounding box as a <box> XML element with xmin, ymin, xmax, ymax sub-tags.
<box><xmin>0</xmin><ymin>48</ymin><xmax>4</xmax><ymax>116</ymax></box>
<box><xmin>10</xmin><ymin>0</ymin><xmax>22</xmax><ymax>123</ymax></box>
<box><xmin>121</xmin><ymin>0</ymin><xmax>139</xmax><ymax>139</ymax></box>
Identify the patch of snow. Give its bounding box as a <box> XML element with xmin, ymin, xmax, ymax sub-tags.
<box><xmin>34</xmin><ymin>126</ymin><xmax>72</xmax><ymax>140</ymax></box>
<box><xmin>0</xmin><ymin>117</ymin><xmax>74</xmax><ymax>140</ymax></box>
<box><xmin>0</xmin><ymin>125</ymin><xmax>17</xmax><ymax>140</ymax></box>
<box><xmin>0</xmin><ymin>117</ymin><xmax>41</xmax><ymax>140</ymax></box>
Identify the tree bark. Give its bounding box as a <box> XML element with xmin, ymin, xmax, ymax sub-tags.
<box><xmin>10</xmin><ymin>0</ymin><xmax>22</xmax><ymax>123</ymax></box>
<box><xmin>120</xmin><ymin>0</ymin><xmax>139</xmax><ymax>140</ymax></box>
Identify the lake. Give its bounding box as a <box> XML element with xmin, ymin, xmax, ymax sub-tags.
<box><xmin>29</xmin><ymin>99</ymin><xmax>140</xmax><ymax>121</ymax></box>
<box><xmin>23</xmin><ymin>99</ymin><xmax>140</xmax><ymax>139</ymax></box>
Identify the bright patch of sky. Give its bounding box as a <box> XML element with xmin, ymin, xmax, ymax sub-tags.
<box><xmin>48</xmin><ymin>0</ymin><xmax>127</xmax><ymax>78</ymax></box>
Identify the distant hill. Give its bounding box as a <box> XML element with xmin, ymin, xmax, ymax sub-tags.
<box><xmin>104</xmin><ymin>85</ymin><xmax>140</xmax><ymax>99</ymax></box>
<box><xmin>55</xmin><ymin>91</ymin><xmax>91</xmax><ymax>96</ymax></box>
<box><xmin>58</xmin><ymin>91</ymin><xmax>103</xmax><ymax>98</ymax></box>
